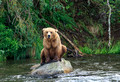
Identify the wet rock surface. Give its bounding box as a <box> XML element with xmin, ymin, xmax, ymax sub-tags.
<box><xmin>30</xmin><ymin>58</ymin><xmax>73</xmax><ymax>76</ymax></box>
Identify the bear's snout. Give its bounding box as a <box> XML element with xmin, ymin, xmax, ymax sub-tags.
<box><xmin>48</xmin><ymin>35</ymin><xmax>50</xmax><ymax>38</ymax></box>
<box><xmin>47</xmin><ymin>32</ymin><xmax>51</xmax><ymax>38</ymax></box>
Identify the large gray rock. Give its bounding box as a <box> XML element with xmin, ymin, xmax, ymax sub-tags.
<box><xmin>30</xmin><ymin>58</ymin><xmax>73</xmax><ymax>76</ymax></box>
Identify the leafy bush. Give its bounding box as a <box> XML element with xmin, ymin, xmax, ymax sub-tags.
<box><xmin>0</xmin><ymin>23</ymin><xmax>19</xmax><ymax>59</ymax></box>
<box><xmin>35</xmin><ymin>37</ymin><xmax>43</xmax><ymax>59</ymax></box>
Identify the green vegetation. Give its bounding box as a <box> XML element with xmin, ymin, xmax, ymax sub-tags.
<box><xmin>0</xmin><ymin>0</ymin><xmax>120</xmax><ymax>61</ymax></box>
<box><xmin>80</xmin><ymin>41</ymin><xmax>120</xmax><ymax>55</ymax></box>
<box><xmin>0</xmin><ymin>23</ymin><xmax>18</xmax><ymax>61</ymax></box>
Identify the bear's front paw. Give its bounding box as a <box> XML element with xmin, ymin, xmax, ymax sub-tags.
<box><xmin>40</xmin><ymin>62</ymin><xmax>45</xmax><ymax>66</ymax></box>
<box><xmin>59</xmin><ymin>59</ymin><xmax>61</xmax><ymax>61</ymax></box>
<box><xmin>52</xmin><ymin>60</ymin><xmax>58</xmax><ymax>62</ymax></box>
<box><xmin>46</xmin><ymin>58</ymin><xmax>50</xmax><ymax>63</ymax></box>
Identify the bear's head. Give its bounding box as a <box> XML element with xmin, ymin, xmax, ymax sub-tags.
<box><xmin>42</xmin><ymin>27</ymin><xmax>58</xmax><ymax>40</ymax></box>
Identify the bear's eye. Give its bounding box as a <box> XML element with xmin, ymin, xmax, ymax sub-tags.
<box><xmin>46</xmin><ymin>31</ymin><xmax>48</xmax><ymax>33</ymax></box>
<box><xmin>51</xmin><ymin>32</ymin><xmax>52</xmax><ymax>34</ymax></box>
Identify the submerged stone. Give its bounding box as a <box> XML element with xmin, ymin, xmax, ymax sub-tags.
<box><xmin>30</xmin><ymin>58</ymin><xmax>73</xmax><ymax>76</ymax></box>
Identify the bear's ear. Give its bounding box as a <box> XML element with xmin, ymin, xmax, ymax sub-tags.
<box><xmin>42</xmin><ymin>28</ymin><xmax>46</xmax><ymax>36</ymax></box>
<box><xmin>42</xmin><ymin>28</ymin><xmax>46</xmax><ymax>32</ymax></box>
<box><xmin>55</xmin><ymin>29</ymin><xmax>58</xmax><ymax>32</ymax></box>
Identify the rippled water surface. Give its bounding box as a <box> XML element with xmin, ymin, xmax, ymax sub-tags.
<box><xmin>0</xmin><ymin>55</ymin><xmax>120</xmax><ymax>82</ymax></box>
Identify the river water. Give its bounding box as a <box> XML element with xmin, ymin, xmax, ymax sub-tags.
<box><xmin>0</xmin><ymin>55</ymin><xmax>120</xmax><ymax>82</ymax></box>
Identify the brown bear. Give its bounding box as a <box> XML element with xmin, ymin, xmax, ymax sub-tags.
<box><xmin>40</xmin><ymin>27</ymin><xmax>67</xmax><ymax>65</ymax></box>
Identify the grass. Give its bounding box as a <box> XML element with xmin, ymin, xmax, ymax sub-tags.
<box><xmin>108</xmin><ymin>41</ymin><xmax>120</xmax><ymax>54</ymax></box>
<box><xmin>79</xmin><ymin>41</ymin><xmax>120</xmax><ymax>55</ymax></box>
<box><xmin>79</xmin><ymin>46</ymin><xmax>93</xmax><ymax>54</ymax></box>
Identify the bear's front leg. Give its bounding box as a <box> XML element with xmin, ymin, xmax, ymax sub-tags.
<box><xmin>40</xmin><ymin>49</ymin><xmax>45</xmax><ymax>66</ymax></box>
<box><xmin>53</xmin><ymin>45</ymin><xmax>67</xmax><ymax>62</ymax></box>
<box><xmin>53</xmin><ymin>47</ymin><xmax>62</xmax><ymax>62</ymax></box>
<box><xmin>44</xmin><ymin>48</ymin><xmax>51</xmax><ymax>63</ymax></box>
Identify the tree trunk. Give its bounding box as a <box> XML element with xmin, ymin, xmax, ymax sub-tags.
<box><xmin>107</xmin><ymin>0</ymin><xmax>112</xmax><ymax>47</ymax></box>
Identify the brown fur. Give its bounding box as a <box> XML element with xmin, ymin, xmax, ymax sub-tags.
<box><xmin>40</xmin><ymin>27</ymin><xmax>67</xmax><ymax>65</ymax></box>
